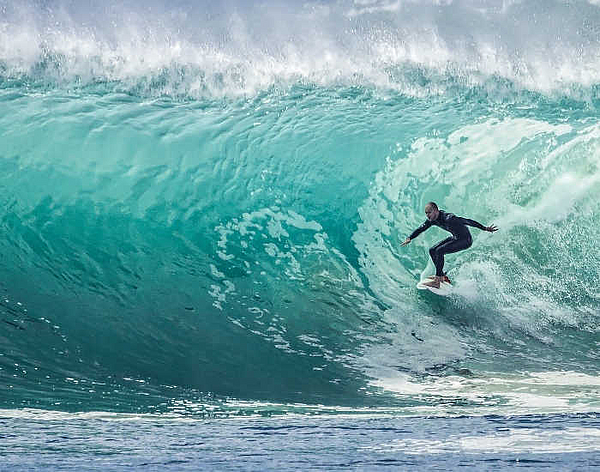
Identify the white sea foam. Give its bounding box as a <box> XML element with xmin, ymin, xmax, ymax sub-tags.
<box><xmin>2</xmin><ymin>1</ymin><xmax>600</xmax><ymax>97</ymax></box>
<box><xmin>363</xmin><ymin>425</ymin><xmax>600</xmax><ymax>454</ymax></box>
<box><xmin>369</xmin><ymin>370</ymin><xmax>600</xmax><ymax>416</ymax></box>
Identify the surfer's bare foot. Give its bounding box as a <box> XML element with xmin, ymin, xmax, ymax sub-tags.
<box><xmin>424</xmin><ymin>276</ymin><xmax>443</xmax><ymax>288</ymax></box>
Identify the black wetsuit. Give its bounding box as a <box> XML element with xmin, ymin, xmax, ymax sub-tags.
<box><xmin>408</xmin><ymin>210</ymin><xmax>486</xmax><ymax>277</ymax></box>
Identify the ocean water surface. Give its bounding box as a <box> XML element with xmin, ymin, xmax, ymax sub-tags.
<box><xmin>1</xmin><ymin>0</ymin><xmax>599</xmax><ymax>469</ymax></box>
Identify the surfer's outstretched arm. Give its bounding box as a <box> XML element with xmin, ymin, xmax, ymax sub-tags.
<box><xmin>401</xmin><ymin>220</ymin><xmax>433</xmax><ymax>246</ymax></box>
<box><xmin>460</xmin><ymin>217</ymin><xmax>498</xmax><ymax>232</ymax></box>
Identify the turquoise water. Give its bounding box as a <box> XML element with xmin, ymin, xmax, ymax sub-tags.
<box><xmin>1</xmin><ymin>0</ymin><xmax>600</xmax><ymax>468</ymax></box>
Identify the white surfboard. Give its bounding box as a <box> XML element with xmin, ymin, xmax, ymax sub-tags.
<box><xmin>416</xmin><ymin>277</ymin><xmax>453</xmax><ymax>296</ymax></box>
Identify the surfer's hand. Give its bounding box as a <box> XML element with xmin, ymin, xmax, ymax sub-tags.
<box><xmin>486</xmin><ymin>225</ymin><xmax>498</xmax><ymax>232</ymax></box>
<box><xmin>401</xmin><ymin>238</ymin><xmax>411</xmax><ymax>246</ymax></box>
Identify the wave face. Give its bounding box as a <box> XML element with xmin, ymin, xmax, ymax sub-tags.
<box><xmin>1</xmin><ymin>0</ymin><xmax>600</xmax><ymax>414</ymax></box>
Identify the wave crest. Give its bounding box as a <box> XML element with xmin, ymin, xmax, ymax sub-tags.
<box><xmin>3</xmin><ymin>0</ymin><xmax>600</xmax><ymax>98</ymax></box>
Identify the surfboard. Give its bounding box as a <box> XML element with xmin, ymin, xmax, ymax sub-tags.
<box><xmin>416</xmin><ymin>276</ymin><xmax>453</xmax><ymax>296</ymax></box>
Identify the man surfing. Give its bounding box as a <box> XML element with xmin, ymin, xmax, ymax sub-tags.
<box><xmin>401</xmin><ymin>202</ymin><xmax>498</xmax><ymax>288</ymax></box>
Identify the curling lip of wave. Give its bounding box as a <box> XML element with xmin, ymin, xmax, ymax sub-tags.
<box><xmin>2</xmin><ymin>0</ymin><xmax>600</xmax><ymax>97</ymax></box>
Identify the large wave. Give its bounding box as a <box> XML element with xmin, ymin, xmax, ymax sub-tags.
<box><xmin>1</xmin><ymin>0</ymin><xmax>599</xmax><ymax>415</ymax></box>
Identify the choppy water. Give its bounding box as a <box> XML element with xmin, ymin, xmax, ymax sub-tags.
<box><xmin>1</xmin><ymin>0</ymin><xmax>600</xmax><ymax>469</ymax></box>
<box><xmin>0</xmin><ymin>410</ymin><xmax>598</xmax><ymax>471</ymax></box>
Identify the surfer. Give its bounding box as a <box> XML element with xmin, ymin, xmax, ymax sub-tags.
<box><xmin>401</xmin><ymin>202</ymin><xmax>498</xmax><ymax>288</ymax></box>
